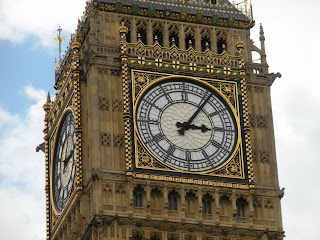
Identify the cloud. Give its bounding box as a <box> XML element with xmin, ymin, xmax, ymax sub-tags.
<box><xmin>0</xmin><ymin>86</ymin><xmax>46</xmax><ymax>239</ymax></box>
<box><xmin>0</xmin><ymin>0</ymin><xmax>86</xmax><ymax>47</ymax></box>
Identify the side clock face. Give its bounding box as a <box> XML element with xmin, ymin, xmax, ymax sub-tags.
<box><xmin>135</xmin><ymin>79</ymin><xmax>239</xmax><ymax>172</ymax></box>
<box><xmin>52</xmin><ymin>111</ymin><xmax>76</xmax><ymax>213</ymax></box>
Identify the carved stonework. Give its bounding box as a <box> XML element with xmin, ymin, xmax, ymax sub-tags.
<box><xmin>99</xmin><ymin>97</ymin><xmax>110</xmax><ymax>111</ymax></box>
<box><xmin>259</xmin><ymin>150</ymin><xmax>270</xmax><ymax>163</ymax></box>
<box><xmin>100</xmin><ymin>132</ymin><xmax>112</xmax><ymax>147</ymax></box>
<box><xmin>112</xmin><ymin>99</ymin><xmax>123</xmax><ymax>112</ymax></box>
<box><xmin>256</xmin><ymin>115</ymin><xmax>268</xmax><ymax>128</ymax></box>
<box><xmin>254</xmin><ymin>86</ymin><xmax>265</xmax><ymax>93</ymax></box>
<box><xmin>249</xmin><ymin>113</ymin><xmax>255</xmax><ymax>128</ymax></box>
<box><xmin>113</xmin><ymin>134</ymin><xmax>125</xmax><ymax>148</ymax></box>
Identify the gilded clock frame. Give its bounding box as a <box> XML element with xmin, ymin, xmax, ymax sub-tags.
<box><xmin>130</xmin><ymin>70</ymin><xmax>245</xmax><ymax>178</ymax></box>
<box><xmin>49</xmin><ymin>107</ymin><xmax>77</xmax><ymax>215</ymax></box>
<box><xmin>132</xmin><ymin>72</ymin><xmax>244</xmax><ymax>177</ymax></box>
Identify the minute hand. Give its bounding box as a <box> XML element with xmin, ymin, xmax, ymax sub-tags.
<box><xmin>187</xmin><ymin>93</ymin><xmax>213</xmax><ymax>125</ymax></box>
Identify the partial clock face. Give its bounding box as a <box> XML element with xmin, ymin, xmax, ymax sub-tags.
<box><xmin>52</xmin><ymin>111</ymin><xmax>76</xmax><ymax>213</ymax></box>
<box><xmin>135</xmin><ymin>79</ymin><xmax>239</xmax><ymax>172</ymax></box>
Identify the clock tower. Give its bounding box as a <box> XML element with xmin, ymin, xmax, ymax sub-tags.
<box><xmin>43</xmin><ymin>0</ymin><xmax>284</xmax><ymax>240</ymax></box>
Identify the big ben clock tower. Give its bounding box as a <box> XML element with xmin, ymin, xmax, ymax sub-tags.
<box><xmin>43</xmin><ymin>0</ymin><xmax>284</xmax><ymax>239</ymax></box>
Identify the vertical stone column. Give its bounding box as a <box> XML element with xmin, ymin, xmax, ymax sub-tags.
<box><xmin>163</xmin><ymin>185</ymin><xmax>168</xmax><ymax>219</ymax></box>
<box><xmin>231</xmin><ymin>191</ymin><xmax>237</xmax><ymax>216</ymax></box>
<box><xmin>195</xmin><ymin>26</ymin><xmax>201</xmax><ymax>51</ymax></box>
<box><xmin>163</xmin><ymin>21</ymin><xmax>170</xmax><ymax>47</ymax></box>
<box><xmin>211</xmin><ymin>28</ymin><xmax>217</xmax><ymax>53</ymax></box>
<box><xmin>147</xmin><ymin>20</ymin><xmax>153</xmax><ymax>45</ymax></box>
<box><xmin>180</xmin><ymin>187</ymin><xmax>186</xmax><ymax>220</ymax></box>
<box><xmin>180</xmin><ymin>23</ymin><xmax>185</xmax><ymax>50</ymax></box>
<box><xmin>132</xmin><ymin>18</ymin><xmax>137</xmax><ymax>43</ymax></box>
<box><xmin>197</xmin><ymin>188</ymin><xmax>203</xmax><ymax>221</ymax></box>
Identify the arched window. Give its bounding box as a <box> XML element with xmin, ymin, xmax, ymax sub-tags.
<box><xmin>220</xmin><ymin>195</ymin><xmax>231</xmax><ymax>217</ymax></box>
<box><xmin>151</xmin><ymin>187</ymin><xmax>162</xmax><ymax>210</ymax></box>
<box><xmin>136</xmin><ymin>20</ymin><xmax>147</xmax><ymax>44</ymax></box>
<box><xmin>185</xmin><ymin>190</ymin><xmax>197</xmax><ymax>215</ymax></box>
<box><xmin>236</xmin><ymin>197</ymin><xmax>248</xmax><ymax>218</ymax></box>
<box><xmin>205</xmin><ymin>0</ymin><xmax>217</xmax><ymax>4</ymax></box>
<box><xmin>168</xmin><ymin>190</ymin><xmax>178</xmax><ymax>211</ymax></box>
<box><xmin>217</xmin><ymin>38</ymin><xmax>227</xmax><ymax>54</ymax></box>
<box><xmin>216</xmin><ymin>30</ymin><xmax>227</xmax><ymax>54</ymax></box>
<box><xmin>201</xmin><ymin>28</ymin><xmax>211</xmax><ymax>52</ymax></box>
<box><xmin>185</xmin><ymin>33</ymin><xmax>195</xmax><ymax>49</ymax></box>
<box><xmin>202</xmin><ymin>194</ymin><xmax>212</xmax><ymax>214</ymax></box>
<box><xmin>201</xmin><ymin>35</ymin><xmax>211</xmax><ymax>52</ymax></box>
<box><xmin>133</xmin><ymin>185</ymin><xmax>144</xmax><ymax>207</ymax></box>
<box><xmin>153</xmin><ymin>22</ymin><xmax>164</xmax><ymax>46</ymax></box>
<box><xmin>169</xmin><ymin>24</ymin><xmax>180</xmax><ymax>48</ymax></box>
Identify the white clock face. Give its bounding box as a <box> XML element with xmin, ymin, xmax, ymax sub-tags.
<box><xmin>52</xmin><ymin>111</ymin><xmax>76</xmax><ymax>213</ymax></box>
<box><xmin>135</xmin><ymin>79</ymin><xmax>238</xmax><ymax>172</ymax></box>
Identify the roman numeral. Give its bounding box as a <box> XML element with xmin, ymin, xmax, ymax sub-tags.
<box><xmin>202</xmin><ymin>150</ymin><xmax>209</xmax><ymax>158</ymax></box>
<box><xmin>168</xmin><ymin>145</ymin><xmax>176</xmax><ymax>155</ymax></box>
<box><xmin>153</xmin><ymin>133</ymin><xmax>164</xmax><ymax>142</ymax></box>
<box><xmin>213</xmin><ymin>127</ymin><xmax>225</xmax><ymax>132</ymax></box>
<box><xmin>212</xmin><ymin>140</ymin><xmax>221</xmax><ymax>148</ymax></box>
<box><xmin>209</xmin><ymin>108</ymin><xmax>226</xmax><ymax>117</ymax></box>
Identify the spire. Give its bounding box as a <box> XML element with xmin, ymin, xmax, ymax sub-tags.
<box><xmin>259</xmin><ymin>23</ymin><xmax>265</xmax><ymax>41</ymax></box>
<box><xmin>259</xmin><ymin>23</ymin><xmax>267</xmax><ymax>64</ymax></box>
<box><xmin>46</xmin><ymin>92</ymin><xmax>51</xmax><ymax>104</ymax></box>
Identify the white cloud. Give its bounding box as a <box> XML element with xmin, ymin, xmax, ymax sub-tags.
<box><xmin>0</xmin><ymin>86</ymin><xmax>46</xmax><ymax>239</ymax></box>
<box><xmin>0</xmin><ymin>0</ymin><xmax>87</xmax><ymax>47</ymax></box>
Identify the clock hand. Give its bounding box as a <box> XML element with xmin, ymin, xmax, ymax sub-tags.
<box><xmin>189</xmin><ymin>124</ymin><xmax>211</xmax><ymax>133</ymax></box>
<box><xmin>63</xmin><ymin>149</ymin><xmax>74</xmax><ymax>173</ymax></box>
<box><xmin>176</xmin><ymin>93</ymin><xmax>213</xmax><ymax>135</ymax></box>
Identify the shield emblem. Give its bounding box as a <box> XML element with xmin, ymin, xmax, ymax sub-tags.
<box><xmin>115</xmin><ymin>2</ymin><xmax>123</xmax><ymax>12</ymax></box>
<box><xmin>211</xmin><ymin>15</ymin><xmax>219</xmax><ymax>24</ymax></box>
<box><xmin>196</xmin><ymin>13</ymin><xmax>204</xmax><ymax>23</ymax></box>
<box><xmin>228</xmin><ymin>17</ymin><xmax>235</xmax><ymax>27</ymax></box>
<box><xmin>132</xmin><ymin>5</ymin><xmax>140</xmax><ymax>14</ymax></box>
<box><xmin>148</xmin><ymin>7</ymin><xmax>155</xmax><ymax>16</ymax></box>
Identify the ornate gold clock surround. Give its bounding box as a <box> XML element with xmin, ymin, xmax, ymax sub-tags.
<box><xmin>132</xmin><ymin>70</ymin><xmax>245</xmax><ymax>178</ymax></box>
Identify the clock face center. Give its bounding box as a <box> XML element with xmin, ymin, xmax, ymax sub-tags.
<box><xmin>160</xmin><ymin>102</ymin><xmax>212</xmax><ymax>150</ymax></box>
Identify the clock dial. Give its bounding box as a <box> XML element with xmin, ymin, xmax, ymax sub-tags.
<box><xmin>52</xmin><ymin>111</ymin><xmax>76</xmax><ymax>213</ymax></box>
<box><xmin>135</xmin><ymin>79</ymin><xmax>239</xmax><ymax>172</ymax></box>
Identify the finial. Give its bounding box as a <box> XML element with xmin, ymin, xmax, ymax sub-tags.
<box><xmin>244</xmin><ymin>0</ymin><xmax>248</xmax><ymax>14</ymax></box>
<box><xmin>205</xmin><ymin>42</ymin><xmax>210</xmax><ymax>50</ymax></box>
<box><xmin>171</xmin><ymin>37</ymin><xmax>176</xmax><ymax>46</ymax></box>
<box><xmin>259</xmin><ymin>23</ymin><xmax>265</xmax><ymax>41</ymax></box>
<box><xmin>119</xmin><ymin>21</ymin><xmax>128</xmax><ymax>35</ymax></box>
<box><xmin>46</xmin><ymin>92</ymin><xmax>51</xmax><ymax>104</ymax></box>
<box><xmin>137</xmin><ymin>33</ymin><xmax>141</xmax><ymax>41</ymax></box>
<box><xmin>54</xmin><ymin>26</ymin><xmax>65</xmax><ymax>63</ymax></box>
<box><xmin>189</xmin><ymin>39</ymin><xmax>193</xmax><ymax>49</ymax></box>
<box><xmin>154</xmin><ymin>35</ymin><xmax>159</xmax><ymax>44</ymax></box>
<box><xmin>222</xmin><ymin>43</ymin><xmax>226</xmax><ymax>51</ymax></box>
<box><xmin>235</xmin><ymin>36</ymin><xmax>245</xmax><ymax>54</ymax></box>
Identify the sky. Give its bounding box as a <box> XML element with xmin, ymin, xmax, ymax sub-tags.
<box><xmin>0</xmin><ymin>0</ymin><xmax>319</xmax><ymax>239</ymax></box>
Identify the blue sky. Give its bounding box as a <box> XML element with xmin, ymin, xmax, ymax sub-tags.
<box><xmin>0</xmin><ymin>0</ymin><xmax>319</xmax><ymax>239</ymax></box>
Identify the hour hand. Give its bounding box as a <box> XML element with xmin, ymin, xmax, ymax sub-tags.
<box><xmin>189</xmin><ymin>124</ymin><xmax>211</xmax><ymax>133</ymax></box>
<box><xmin>63</xmin><ymin>150</ymin><xmax>74</xmax><ymax>172</ymax></box>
